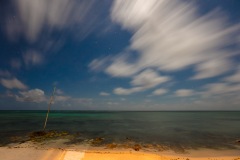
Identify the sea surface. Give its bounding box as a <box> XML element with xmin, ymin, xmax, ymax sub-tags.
<box><xmin>0</xmin><ymin>111</ymin><xmax>240</xmax><ymax>151</ymax></box>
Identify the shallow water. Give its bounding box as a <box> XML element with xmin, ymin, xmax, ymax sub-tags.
<box><xmin>0</xmin><ymin>111</ymin><xmax>240</xmax><ymax>150</ymax></box>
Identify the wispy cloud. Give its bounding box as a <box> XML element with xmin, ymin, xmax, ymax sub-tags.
<box><xmin>114</xmin><ymin>87</ymin><xmax>144</xmax><ymax>95</ymax></box>
<box><xmin>109</xmin><ymin>0</ymin><xmax>239</xmax><ymax>78</ymax></box>
<box><xmin>90</xmin><ymin>0</ymin><xmax>240</xmax><ymax>97</ymax></box>
<box><xmin>16</xmin><ymin>88</ymin><xmax>46</xmax><ymax>103</ymax></box>
<box><xmin>223</xmin><ymin>70</ymin><xmax>240</xmax><ymax>83</ymax></box>
<box><xmin>0</xmin><ymin>78</ymin><xmax>28</xmax><ymax>90</ymax></box>
<box><xmin>191</xmin><ymin>58</ymin><xmax>233</xmax><ymax>80</ymax></box>
<box><xmin>152</xmin><ymin>88</ymin><xmax>168</xmax><ymax>96</ymax></box>
<box><xmin>203</xmin><ymin>83</ymin><xmax>240</xmax><ymax>96</ymax></box>
<box><xmin>100</xmin><ymin>92</ymin><xmax>110</xmax><ymax>96</ymax></box>
<box><xmin>114</xmin><ymin>69</ymin><xmax>170</xmax><ymax>95</ymax></box>
<box><xmin>55</xmin><ymin>89</ymin><xmax>64</xmax><ymax>95</ymax></box>
<box><xmin>175</xmin><ymin>89</ymin><xmax>195</xmax><ymax>97</ymax></box>
<box><xmin>54</xmin><ymin>95</ymin><xmax>70</xmax><ymax>102</ymax></box>
<box><xmin>131</xmin><ymin>69</ymin><xmax>170</xmax><ymax>87</ymax></box>
<box><xmin>5</xmin><ymin>0</ymin><xmax>109</xmax><ymax>43</ymax></box>
<box><xmin>12</xmin><ymin>88</ymin><xmax>91</xmax><ymax>105</ymax></box>
<box><xmin>23</xmin><ymin>49</ymin><xmax>44</xmax><ymax>67</ymax></box>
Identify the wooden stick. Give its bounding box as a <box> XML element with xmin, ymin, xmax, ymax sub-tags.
<box><xmin>43</xmin><ymin>86</ymin><xmax>56</xmax><ymax>131</ymax></box>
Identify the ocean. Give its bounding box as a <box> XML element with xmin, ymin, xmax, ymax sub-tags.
<box><xmin>0</xmin><ymin>111</ymin><xmax>240</xmax><ymax>151</ymax></box>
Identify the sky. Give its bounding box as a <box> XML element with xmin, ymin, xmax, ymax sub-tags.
<box><xmin>0</xmin><ymin>0</ymin><xmax>240</xmax><ymax>111</ymax></box>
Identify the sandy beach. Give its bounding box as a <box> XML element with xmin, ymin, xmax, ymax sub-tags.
<box><xmin>1</xmin><ymin>142</ymin><xmax>240</xmax><ymax>160</ymax></box>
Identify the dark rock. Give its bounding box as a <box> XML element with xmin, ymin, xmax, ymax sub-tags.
<box><xmin>91</xmin><ymin>137</ymin><xmax>105</xmax><ymax>145</ymax></box>
<box><xmin>29</xmin><ymin>130</ymin><xmax>69</xmax><ymax>142</ymax></box>
<box><xmin>30</xmin><ymin>131</ymin><xmax>47</xmax><ymax>137</ymax></box>
<box><xmin>132</xmin><ymin>144</ymin><xmax>141</xmax><ymax>151</ymax></box>
<box><xmin>106</xmin><ymin>143</ymin><xmax>117</xmax><ymax>149</ymax></box>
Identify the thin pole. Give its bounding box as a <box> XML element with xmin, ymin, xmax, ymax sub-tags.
<box><xmin>43</xmin><ymin>86</ymin><xmax>56</xmax><ymax>131</ymax></box>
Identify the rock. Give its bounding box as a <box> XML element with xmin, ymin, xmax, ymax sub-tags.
<box><xmin>91</xmin><ymin>137</ymin><xmax>105</xmax><ymax>145</ymax></box>
<box><xmin>132</xmin><ymin>144</ymin><xmax>141</xmax><ymax>151</ymax></box>
<box><xmin>143</xmin><ymin>144</ymin><xmax>154</xmax><ymax>149</ymax></box>
<box><xmin>30</xmin><ymin>131</ymin><xmax>46</xmax><ymax>137</ymax></box>
<box><xmin>106</xmin><ymin>143</ymin><xmax>117</xmax><ymax>149</ymax></box>
<box><xmin>29</xmin><ymin>130</ymin><xmax>69</xmax><ymax>142</ymax></box>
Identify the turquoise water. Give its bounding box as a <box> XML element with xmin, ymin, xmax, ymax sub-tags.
<box><xmin>0</xmin><ymin>111</ymin><xmax>240</xmax><ymax>150</ymax></box>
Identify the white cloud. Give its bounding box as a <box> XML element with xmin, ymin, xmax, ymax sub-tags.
<box><xmin>100</xmin><ymin>92</ymin><xmax>110</xmax><ymax>96</ymax></box>
<box><xmin>223</xmin><ymin>70</ymin><xmax>240</xmax><ymax>83</ymax></box>
<box><xmin>203</xmin><ymin>83</ymin><xmax>240</xmax><ymax>95</ymax></box>
<box><xmin>23</xmin><ymin>50</ymin><xmax>43</xmax><ymax>67</ymax></box>
<box><xmin>191</xmin><ymin>58</ymin><xmax>233</xmax><ymax>80</ymax></box>
<box><xmin>114</xmin><ymin>87</ymin><xmax>144</xmax><ymax>95</ymax></box>
<box><xmin>0</xmin><ymin>78</ymin><xmax>28</xmax><ymax>90</ymax></box>
<box><xmin>105</xmin><ymin>54</ymin><xmax>140</xmax><ymax>77</ymax></box>
<box><xmin>16</xmin><ymin>88</ymin><xmax>46</xmax><ymax>103</ymax></box>
<box><xmin>91</xmin><ymin>0</ymin><xmax>240</xmax><ymax>82</ymax></box>
<box><xmin>113</xmin><ymin>69</ymin><xmax>170</xmax><ymax>95</ymax></box>
<box><xmin>175</xmin><ymin>89</ymin><xmax>194</xmax><ymax>97</ymax></box>
<box><xmin>89</xmin><ymin>56</ymin><xmax>112</xmax><ymax>72</ymax></box>
<box><xmin>152</xmin><ymin>88</ymin><xmax>168</xmax><ymax>96</ymax></box>
<box><xmin>131</xmin><ymin>69</ymin><xmax>169</xmax><ymax>87</ymax></box>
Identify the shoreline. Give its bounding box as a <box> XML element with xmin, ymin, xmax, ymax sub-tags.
<box><xmin>1</xmin><ymin>141</ymin><xmax>240</xmax><ymax>160</ymax></box>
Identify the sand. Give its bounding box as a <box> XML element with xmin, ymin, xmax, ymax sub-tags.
<box><xmin>0</xmin><ymin>145</ymin><xmax>240</xmax><ymax>160</ymax></box>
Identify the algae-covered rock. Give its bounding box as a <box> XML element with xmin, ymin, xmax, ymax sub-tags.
<box><xmin>29</xmin><ymin>130</ymin><xmax>69</xmax><ymax>142</ymax></box>
<box><xmin>132</xmin><ymin>144</ymin><xmax>141</xmax><ymax>151</ymax></box>
<box><xmin>90</xmin><ymin>137</ymin><xmax>105</xmax><ymax>145</ymax></box>
<box><xmin>143</xmin><ymin>144</ymin><xmax>154</xmax><ymax>149</ymax></box>
<box><xmin>105</xmin><ymin>143</ymin><xmax>117</xmax><ymax>149</ymax></box>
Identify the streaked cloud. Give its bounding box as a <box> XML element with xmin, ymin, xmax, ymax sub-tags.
<box><xmin>109</xmin><ymin>0</ymin><xmax>239</xmax><ymax>79</ymax></box>
<box><xmin>223</xmin><ymin>70</ymin><xmax>240</xmax><ymax>83</ymax></box>
<box><xmin>175</xmin><ymin>89</ymin><xmax>194</xmax><ymax>97</ymax></box>
<box><xmin>5</xmin><ymin>0</ymin><xmax>108</xmax><ymax>43</ymax></box>
<box><xmin>0</xmin><ymin>78</ymin><xmax>28</xmax><ymax>90</ymax></box>
<box><xmin>203</xmin><ymin>83</ymin><xmax>240</xmax><ymax>95</ymax></box>
<box><xmin>90</xmin><ymin>0</ymin><xmax>240</xmax><ymax>98</ymax></box>
<box><xmin>89</xmin><ymin>56</ymin><xmax>112</xmax><ymax>72</ymax></box>
<box><xmin>114</xmin><ymin>69</ymin><xmax>170</xmax><ymax>95</ymax></box>
<box><xmin>191</xmin><ymin>58</ymin><xmax>233</xmax><ymax>80</ymax></box>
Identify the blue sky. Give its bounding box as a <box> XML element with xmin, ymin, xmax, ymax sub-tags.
<box><xmin>0</xmin><ymin>0</ymin><xmax>240</xmax><ymax>110</ymax></box>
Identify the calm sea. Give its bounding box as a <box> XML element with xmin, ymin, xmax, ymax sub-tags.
<box><xmin>0</xmin><ymin>111</ymin><xmax>240</xmax><ymax>150</ymax></box>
